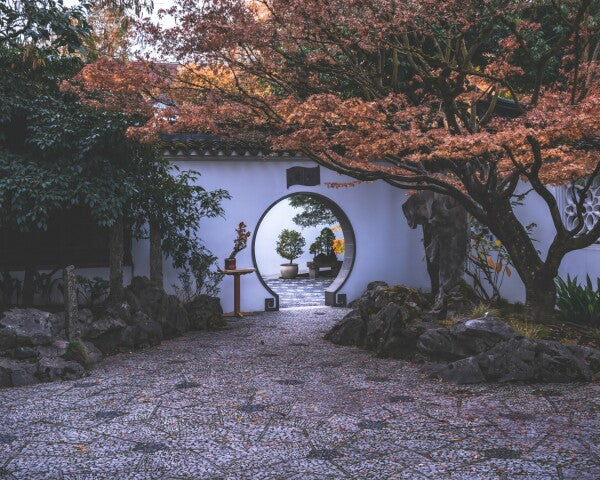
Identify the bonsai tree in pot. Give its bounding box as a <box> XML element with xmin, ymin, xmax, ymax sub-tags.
<box><xmin>276</xmin><ymin>229</ymin><xmax>305</xmax><ymax>279</ymax></box>
<box><xmin>309</xmin><ymin>228</ymin><xmax>337</xmax><ymax>264</ymax></box>
<box><xmin>225</xmin><ymin>222</ymin><xmax>251</xmax><ymax>270</ymax></box>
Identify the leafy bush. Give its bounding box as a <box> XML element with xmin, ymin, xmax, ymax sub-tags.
<box><xmin>33</xmin><ymin>269</ymin><xmax>61</xmax><ymax>305</ymax></box>
<box><xmin>466</xmin><ymin>213</ymin><xmax>536</xmax><ymax>303</ymax></box>
<box><xmin>276</xmin><ymin>229</ymin><xmax>305</xmax><ymax>264</ymax></box>
<box><xmin>555</xmin><ymin>275</ymin><xmax>600</xmax><ymax>326</ymax></box>
<box><xmin>65</xmin><ymin>340</ymin><xmax>89</xmax><ymax>367</ymax></box>
<box><xmin>76</xmin><ymin>276</ymin><xmax>110</xmax><ymax>307</ymax></box>
<box><xmin>172</xmin><ymin>251</ymin><xmax>224</xmax><ymax>304</ymax></box>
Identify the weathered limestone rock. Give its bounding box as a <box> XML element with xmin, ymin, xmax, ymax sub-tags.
<box><xmin>187</xmin><ymin>295</ymin><xmax>225</xmax><ymax>330</ymax></box>
<box><xmin>325</xmin><ymin>310</ymin><xmax>367</xmax><ymax>346</ymax></box>
<box><xmin>126</xmin><ymin>276</ymin><xmax>189</xmax><ymax>338</ymax></box>
<box><xmin>424</xmin><ymin>338</ymin><xmax>600</xmax><ymax>384</ymax></box>
<box><xmin>84</xmin><ymin>276</ymin><xmax>219</xmax><ymax>353</ymax></box>
<box><xmin>424</xmin><ymin>356</ymin><xmax>486</xmax><ymax>384</ymax></box>
<box><xmin>0</xmin><ymin>358</ymin><xmax>37</xmax><ymax>387</ymax></box>
<box><xmin>83</xmin><ymin>306</ymin><xmax>128</xmax><ymax>341</ymax></box>
<box><xmin>402</xmin><ymin>191</ymin><xmax>469</xmax><ymax>318</ymax></box>
<box><xmin>417</xmin><ymin>317</ymin><xmax>516</xmax><ymax>360</ymax></box>
<box><xmin>37</xmin><ymin>357</ymin><xmax>85</xmax><ymax>382</ymax></box>
<box><xmin>326</xmin><ymin>283</ymin><xmax>429</xmax><ymax>358</ymax></box>
<box><xmin>0</xmin><ymin>277</ymin><xmax>222</xmax><ymax>387</ymax></box>
<box><xmin>0</xmin><ymin>309</ymin><xmax>57</xmax><ymax>350</ymax></box>
<box><xmin>83</xmin><ymin>341</ymin><xmax>103</xmax><ymax>367</ymax></box>
<box><xmin>328</xmin><ymin>283</ymin><xmax>600</xmax><ymax>384</ymax></box>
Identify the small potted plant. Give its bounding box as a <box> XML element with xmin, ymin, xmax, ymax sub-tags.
<box><xmin>225</xmin><ymin>222</ymin><xmax>251</xmax><ymax>270</ymax></box>
<box><xmin>276</xmin><ymin>229</ymin><xmax>306</xmax><ymax>279</ymax></box>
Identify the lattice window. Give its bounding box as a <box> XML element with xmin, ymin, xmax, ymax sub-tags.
<box><xmin>561</xmin><ymin>177</ymin><xmax>600</xmax><ymax>243</ymax></box>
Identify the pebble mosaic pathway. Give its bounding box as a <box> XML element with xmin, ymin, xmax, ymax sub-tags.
<box><xmin>264</xmin><ymin>276</ymin><xmax>334</xmax><ymax>307</ymax></box>
<box><xmin>0</xmin><ymin>307</ymin><xmax>599</xmax><ymax>479</ymax></box>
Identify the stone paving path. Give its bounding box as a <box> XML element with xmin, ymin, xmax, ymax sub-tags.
<box><xmin>0</xmin><ymin>307</ymin><xmax>599</xmax><ymax>480</ymax></box>
<box><xmin>264</xmin><ymin>276</ymin><xmax>334</xmax><ymax>307</ymax></box>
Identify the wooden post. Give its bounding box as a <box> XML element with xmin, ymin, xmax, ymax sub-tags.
<box><xmin>234</xmin><ymin>273</ymin><xmax>241</xmax><ymax>317</ymax></box>
<box><xmin>63</xmin><ymin>265</ymin><xmax>79</xmax><ymax>340</ymax></box>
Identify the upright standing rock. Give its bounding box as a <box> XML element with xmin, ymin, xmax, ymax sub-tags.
<box><xmin>402</xmin><ymin>191</ymin><xmax>468</xmax><ymax>318</ymax></box>
<box><xmin>63</xmin><ymin>265</ymin><xmax>79</xmax><ymax>340</ymax></box>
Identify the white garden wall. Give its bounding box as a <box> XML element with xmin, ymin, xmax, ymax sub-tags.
<box><xmin>141</xmin><ymin>154</ymin><xmax>600</xmax><ymax>311</ymax></box>
<box><xmin>156</xmin><ymin>154</ymin><xmax>430</xmax><ymax>312</ymax></box>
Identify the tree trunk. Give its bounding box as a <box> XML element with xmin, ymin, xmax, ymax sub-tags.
<box><xmin>149</xmin><ymin>219</ymin><xmax>163</xmax><ymax>289</ymax></box>
<box><xmin>109</xmin><ymin>216</ymin><xmax>124</xmax><ymax>301</ymax></box>
<box><xmin>484</xmin><ymin>199</ymin><xmax>558</xmax><ymax>322</ymax></box>
<box><xmin>524</xmin><ymin>272</ymin><xmax>557</xmax><ymax>323</ymax></box>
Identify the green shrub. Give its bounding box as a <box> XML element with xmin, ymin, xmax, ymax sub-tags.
<box><xmin>276</xmin><ymin>229</ymin><xmax>305</xmax><ymax>264</ymax></box>
<box><xmin>76</xmin><ymin>276</ymin><xmax>110</xmax><ymax>307</ymax></box>
<box><xmin>555</xmin><ymin>275</ymin><xmax>600</xmax><ymax>326</ymax></box>
<box><xmin>65</xmin><ymin>340</ymin><xmax>89</xmax><ymax>366</ymax></box>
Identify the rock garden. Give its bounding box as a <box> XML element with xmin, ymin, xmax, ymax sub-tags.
<box><xmin>326</xmin><ymin>281</ymin><xmax>600</xmax><ymax>384</ymax></box>
<box><xmin>0</xmin><ymin>276</ymin><xmax>222</xmax><ymax>388</ymax></box>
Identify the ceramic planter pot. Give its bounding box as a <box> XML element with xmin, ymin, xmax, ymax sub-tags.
<box><xmin>280</xmin><ymin>263</ymin><xmax>298</xmax><ymax>279</ymax></box>
<box><xmin>225</xmin><ymin>258</ymin><xmax>236</xmax><ymax>270</ymax></box>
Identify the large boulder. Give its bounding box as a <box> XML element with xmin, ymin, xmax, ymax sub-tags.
<box><xmin>84</xmin><ymin>277</ymin><xmax>191</xmax><ymax>353</ymax></box>
<box><xmin>77</xmin><ymin>307</ymin><xmax>128</xmax><ymax>340</ymax></box>
<box><xmin>326</xmin><ymin>283</ymin><xmax>429</xmax><ymax>358</ymax></box>
<box><xmin>162</xmin><ymin>295</ymin><xmax>189</xmax><ymax>337</ymax></box>
<box><xmin>37</xmin><ymin>357</ymin><xmax>86</xmax><ymax>382</ymax></box>
<box><xmin>0</xmin><ymin>309</ymin><xmax>60</xmax><ymax>351</ymax></box>
<box><xmin>424</xmin><ymin>338</ymin><xmax>600</xmax><ymax>384</ymax></box>
<box><xmin>126</xmin><ymin>276</ymin><xmax>190</xmax><ymax>338</ymax></box>
<box><xmin>0</xmin><ymin>358</ymin><xmax>37</xmax><ymax>387</ymax></box>
<box><xmin>328</xmin><ymin>283</ymin><xmax>600</xmax><ymax>385</ymax></box>
<box><xmin>417</xmin><ymin>316</ymin><xmax>516</xmax><ymax>360</ymax></box>
<box><xmin>187</xmin><ymin>295</ymin><xmax>224</xmax><ymax>330</ymax></box>
<box><xmin>83</xmin><ymin>341</ymin><xmax>103</xmax><ymax>367</ymax></box>
<box><xmin>325</xmin><ymin>310</ymin><xmax>366</xmax><ymax>346</ymax></box>
<box><xmin>0</xmin><ymin>279</ymin><xmax>222</xmax><ymax>388</ymax></box>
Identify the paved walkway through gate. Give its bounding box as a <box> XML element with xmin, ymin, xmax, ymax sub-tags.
<box><xmin>0</xmin><ymin>307</ymin><xmax>598</xmax><ymax>479</ymax></box>
<box><xmin>264</xmin><ymin>275</ymin><xmax>334</xmax><ymax>307</ymax></box>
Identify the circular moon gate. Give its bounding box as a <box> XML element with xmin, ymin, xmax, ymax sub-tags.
<box><xmin>251</xmin><ymin>192</ymin><xmax>356</xmax><ymax>311</ymax></box>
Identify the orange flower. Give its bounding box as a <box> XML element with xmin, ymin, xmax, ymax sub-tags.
<box><xmin>332</xmin><ymin>238</ymin><xmax>345</xmax><ymax>255</ymax></box>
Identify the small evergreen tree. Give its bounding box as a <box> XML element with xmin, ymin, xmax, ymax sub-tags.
<box><xmin>276</xmin><ymin>230</ymin><xmax>305</xmax><ymax>265</ymax></box>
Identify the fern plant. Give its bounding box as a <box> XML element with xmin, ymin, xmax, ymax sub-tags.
<box><xmin>555</xmin><ymin>274</ymin><xmax>600</xmax><ymax>326</ymax></box>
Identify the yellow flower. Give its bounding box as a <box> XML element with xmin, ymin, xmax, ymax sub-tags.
<box><xmin>332</xmin><ymin>238</ymin><xmax>345</xmax><ymax>254</ymax></box>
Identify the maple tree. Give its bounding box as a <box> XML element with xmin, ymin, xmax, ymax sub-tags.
<box><xmin>72</xmin><ymin>0</ymin><xmax>600</xmax><ymax>320</ymax></box>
